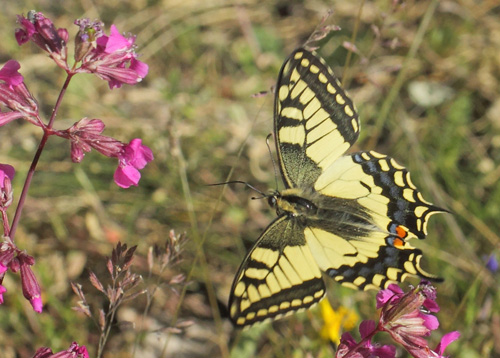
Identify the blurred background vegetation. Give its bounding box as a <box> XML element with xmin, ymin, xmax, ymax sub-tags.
<box><xmin>0</xmin><ymin>0</ymin><xmax>499</xmax><ymax>357</ymax></box>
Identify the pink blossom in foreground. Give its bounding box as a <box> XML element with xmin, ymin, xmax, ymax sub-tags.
<box><xmin>75</xmin><ymin>21</ymin><xmax>148</xmax><ymax>89</ymax></box>
<box><xmin>378</xmin><ymin>283</ymin><xmax>436</xmax><ymax>357</ymax></box>
<box><xmin>377</xmin><ymin>282</ymin><xmax>459</xmax><ymax>358</ymax></box>
<box><xmin>336</xmin><ymin>320</ymin><xmax>396</xmax><ymax>358</ymax></box>
<box><xmin>114</xmin><ymin>138</ymin><xmax>154</xmax><ymax>188</ymax></box>
<box><xmin>33</xmin><ymin>341</ymin><xmax>89</xmax><ymax>358</ymax></box>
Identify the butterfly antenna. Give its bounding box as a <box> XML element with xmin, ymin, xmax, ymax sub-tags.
<box><xmin>208</xmin><ymin>180</ymin><xmax>268</xmax><ymax>199</ymax></box>
<box><xmin>266</xmin><ymin>133</ymin><xmax>280</xmax><ymax>192</ymax></box>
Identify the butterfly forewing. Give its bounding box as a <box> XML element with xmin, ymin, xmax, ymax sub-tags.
<box><xmin>228</xmin><ymin>216</ymin><xmax>325</xmax><ymax>326</ymax></box>
<box><xmin>274</xmin><ymin>48</ymin><xmax>360</xmax><ymax>189</ymax></box>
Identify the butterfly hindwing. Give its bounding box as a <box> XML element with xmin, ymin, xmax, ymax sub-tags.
<box><xmin>228</xmin><ymin>216</ymin><xmax>325</xmax><ymax>327</ymax></box>
<box><xmin>314</xmin><ymin>150</ymin><xmax>444</xmax><ymax>240</ymax></box>
<box><xmin>275</xmin><ymin>48</ymin><xmax>360</xmax><ymax>189</ymax></box>
<box><xmin>304</xmin><ymin>150</ymin><xmax>444</xmax><ymax>290</ymax></box>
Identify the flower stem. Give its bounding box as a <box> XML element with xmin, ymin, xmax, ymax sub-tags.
<box><xmin>8</xmin><ymin>73</ymin><xmax>73</xmax><ymax>240</ymax></box>
<box><xmin>343</xmin><ymin>325</ymin><xmax>379</xmax><ymax>358</ymax></box>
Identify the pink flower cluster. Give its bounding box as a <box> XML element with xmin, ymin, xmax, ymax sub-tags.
<box><xmin>0</xmin><ymin>12</ymin><xmax>153</xmax><ymax>188</ymax></box>
<box><xmin>15</xmin><ymin>12</ymin><xmax>148</xmax><ymax>89</ymax></box>
<box><xmin>64</xmin><ymin>118</ymin><xmax>153</xmax><ymax>188</ymax></box>
<box><xmin>336</xmin><ymin>281</ymin><xmax>460</xmax><ymax>358</ymax></box>
<box><xmin>0</xmin><ymin>10</ymin><xmax>154</xmax><ymax>318</ymax></box>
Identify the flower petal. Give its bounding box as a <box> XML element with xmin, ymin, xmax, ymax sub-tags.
<box><xmin>114</xmin><ymin>165</ymin><xmax>140</xmax><ymax>188</ymax></box>
<box><xmin>422</xmin><ymin>313</ymin><xmax>439</xmax><ymax>331</ymax></box>
<box><xmin>376</xmin><ymin>284</ymin><xmax>404</xmax><ymax>308</ymax></box>
<box><xmin>0</xmin><ymin>164</ymin><xmax>15</xmax><ymax>181</ymax></box>
<box><xmin>359</xmin><ymin>320</ymin><xmax>376</xmax><ymax>339</ymax></box>
<box><xmin>104</xmin><ymin>24</ymin><xmax>133</xmax><ymax>53</ymax></box>
<box><xmin>435</xmin><ymin>331</ymin><xmax>461</xmax><ymax>355</ymax></box>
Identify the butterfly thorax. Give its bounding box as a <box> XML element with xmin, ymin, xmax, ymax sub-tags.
<box><xmin>269</xmin><ymin>188</ymin><xmax>318</xmax><ymax>218</ymax></box>
<box><xmin>269</xmin><ymin>186</ymin><xmax>380</xmax><ymax>241</ymax></box>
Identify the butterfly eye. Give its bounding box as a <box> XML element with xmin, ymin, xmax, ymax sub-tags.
<box><xmin>268</xmin><ymin>196</ymin><xmax>278</xmax><ymax>208</ymax></box>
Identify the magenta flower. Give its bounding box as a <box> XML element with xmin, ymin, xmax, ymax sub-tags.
<box><xmin>336</xmin><ymin>320</ymin><xmax>396</xmax><ymax>358</ymax></box>
<box><xmin>378</xmin><ymin>284</ymin><xmax>436</xmax><ymax>357</ymax></box>
<box><xmin>66</xmin><ymin>117</ymin><xmax>123</xmax><ymax>162</ymax></box>
<box><xmin>63</xmin><ymin>120</ymin><xmax>152</xmax><ymax>187</ymax></box>
<box><xmin>75</xmin><ymin>22</ymin><xmax>149</xmax><ymax>89</ymax></box>
<box><xmin>0</xmin><ymin>61</ymin><xmax>40</xmax><ymax>127</ymax></box>
<box><xmin>0</xmin><ymin>240</ymin><xmax>43</xmax><ymax>312</ymax></box>
<box><xmin>14</xmin><ymin>253</ymin><xmax>42</xmax><ymax>313</ymax></box>
<box><xmin>33</xmin><ymin>341</ymin><xmax>89</xmax><ymax>358</ymax></box>
<box><xmin>375</xmin><ymin>281</ymin><xmax>462</xmax><ymax>358</ymax></box>
<box><xmin>15</xmin><ymin>11</ymin><xmax>69</xmax><ymax>70</ymax></box>
<box><xmin>114</xmin><ymin>138</ymin><xmax>153</xmax><ymax>188</ymax></box>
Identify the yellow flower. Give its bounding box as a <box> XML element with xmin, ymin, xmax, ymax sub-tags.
<box><xmin>319</xmin><ymin>299</ymin><xmax>359</xmax><ymax>344</ymax></box>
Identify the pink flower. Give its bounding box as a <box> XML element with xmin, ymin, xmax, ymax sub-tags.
<box><xmin>114</xmin><ymin>138</ymin><xmax>153</xmax><ymax>188</ymax></box>
<box><xmin>0</xmin><ymin>61</ymin><xmax>40</xmax><ymax>127</ymax></box>
<box><xmin>15</xmin><ymin>11</ymin><xmax>68</xmax><ymax>70</ymax></box>
<box><xmin>33</xmin><ymin>342</ymin><xmax>89</xmax><ymax>358</ymax></box>
<box><xmin>66</xmin><ymin>117</ymin><xmax>123</xmax><ymax>162</ymax></box>
<box><xmin>75</xmin><ymin>22</ymin><xmax>148</xmax><ymax>89</ymax></box>
<box><xmin>336</xmin><ymin>320</ymin><xmax>396</xmax><ymax>358</ymax></box>
<box><xmin>0</xmin><ymin>240</ymin><xmax>44</xmax><ymax>312</ymax></box>
<box><xmin>377</xmin><ymin>282</ymin><xmax>454</xmax><ymax>358</ymax></box>
<box><xmin>17</xmin><ymin>253</ymin><xmax>43</xmax><ymax>313</ymax></box>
